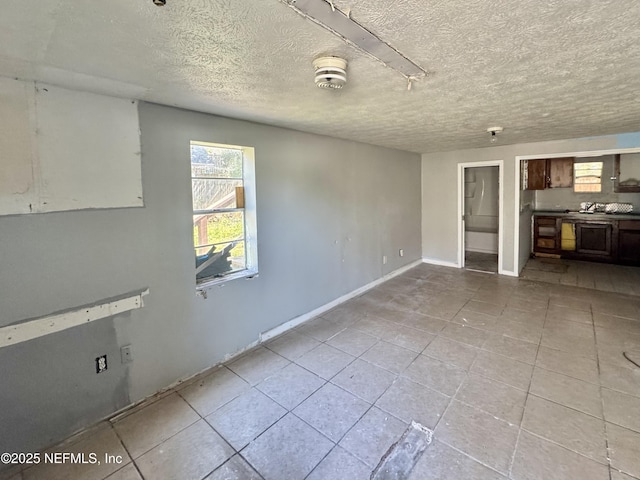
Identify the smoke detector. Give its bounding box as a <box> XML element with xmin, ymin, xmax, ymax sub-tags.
<box><xmin>312</xmin><ymin>56</ymin><xmax>347</xmax><ymax>90</ymax></box>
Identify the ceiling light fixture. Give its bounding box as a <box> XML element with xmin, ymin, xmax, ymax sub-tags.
<box><xmin>487</xmin><ymin>127</ymin><xmax>503</xmax><ymax>143</ymax></box>
<box><xmin>313</xmin><ymin>56</ymin><xmax>347</xmax><ymax>89</ymax></box>
<box><xmin>152</xmin><ymin>0</ymin><xmax>166</xmax><ymax>5</ymax></box>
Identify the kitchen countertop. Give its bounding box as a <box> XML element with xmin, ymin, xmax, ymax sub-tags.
<box><xmin>533</xmin><ymin>210</ymin><xmax>640</xmax><ymax>221</ymax></box>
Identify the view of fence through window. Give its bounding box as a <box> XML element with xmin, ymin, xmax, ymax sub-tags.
<box><xmin>191</xmin><ymin>142</ymin><xmax>246</xmax><ymax>282</ymax></box>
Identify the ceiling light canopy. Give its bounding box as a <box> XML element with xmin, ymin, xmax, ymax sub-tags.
<box><xmin>313</xmin><ymin>56</ymin><xmax>347</xmax><ymax>89</ymax></box>
<box><xmin>487</xmin><ymin>127</ymin><xmax>503</xmax><ymax>143</ymax></box>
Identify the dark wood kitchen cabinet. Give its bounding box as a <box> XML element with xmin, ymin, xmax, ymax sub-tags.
<box><xmin>618</xmin><ymin>220</ymin><xmax>640</xmax><ymax>264</ymax></box>
<box><xmin>533</xmin><ymin>216</ymin><xmax>562</xmax><ymax>254</ymax></box>
<box><xmin>575</xmin><ymin>222</ymin><xmax>613</xmax><ymax>259</ymax></box>
<box><xmin>533</xmin><ymin>214</ymin><xmax>640</xmax><ymax>265</ymax></box>
<box><xmin>525</xmin><ymin>158</ymin><xmax>574</xmax><ymax>190</ymax></box>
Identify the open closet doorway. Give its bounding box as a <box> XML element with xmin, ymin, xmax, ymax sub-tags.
<box><xmin>458</xmin><ymin>162</ymin><xmax>503</xmax><ymax>273</ymax></box>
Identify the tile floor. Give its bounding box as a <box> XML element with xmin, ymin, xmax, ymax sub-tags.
<box><xmin>465</xmin><ymin>251</ymin><xmax>498</xmax><ymax>273</ymax></box>
<box><xmin>522</xmin><ymin>257</ymin><xmax>640</xmax><ymax>296</ymax></box>
<box><xmin>5</xmin><ymin>263</ymin><xmax>640</xmax><ymax>480</ymax></box>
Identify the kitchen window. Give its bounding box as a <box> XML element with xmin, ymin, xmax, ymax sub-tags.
<box><xmin>191</xmin><ymin>141</ymin><xmax>257</xmax><ymax>287</ymax></box>
<box><xmin>574</xmin><ymin>161</ymin><xmax>603</xmax><ymax>193</ymax></box>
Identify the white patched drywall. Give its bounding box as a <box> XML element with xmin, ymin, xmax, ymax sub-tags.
<box><xmin>0</xmin><ymin>78</ymin><xmax>142</xmax><ymax>215</ymax></box>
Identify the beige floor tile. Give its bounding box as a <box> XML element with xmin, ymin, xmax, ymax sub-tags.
<box><xmin>306</xmin><ymin>446</ymin><xmax>371</xmax><ymax>480</ymax></box>
<box><xmin>607</xmin><ymin>423</ymin><xmax>640</xmax><ymax>478</ymax></box>
<box><xmin>455</xmin><ymin>373</ymin><xmax>527</xmax><ymax>425</ymax></box>
<box><xmin>439</xmin><ymin>323</ymin><xmax>488</xmax><ymax>348</ymax></box>
<box><xmin>113</xmin><ymin>393</ymin><xmax>199</xmax><ymax>459</ymax></box>
<box><xmin>546</xmin><ymin>304</ymin><xmax>593</xmax><ymax>324</ymax></box>
<box><xmin>351</xmin><ymin>316</ymin><xmax>397</xmax><ymax>338</ymax></box>
<box><xmin>548</xmin><ymin>295</ymin><xmax>591</xmax><ymax>311</ymax></box>
<box><xmin>500</xmin><ymin>307</ymin><xmax>546</xmax><ymax>327</ymax></box>
<box><xmin>408</xmin><ymin>439</ymin><xmax>506</xmax><ymax>480</ymax></box>
<box><xmin>376</xmin><ymin>377</ymin><xmax>450</xmax><ymax>429</ymax></box>
<box><xmin>522</xmin><ymin>395</ymin><xmax>607</xmax><ymax>463</ymax></box>
<box><xmin>265</xmin><ymin>330</ymin><xmax>320</xmax><ymax>360</ymax></box>
<box><xmin>451</xmin><ymin>310</ymin><xmax>499</xmax><ymax>331</ymax></box>
<box><xmin>23</xmin><ymin>423</ymin><xmax>130</xmax><ymax>480</ymax></box>
<box><xmin>256</xmin><ymin>362</ymin><xmax>324</xmax><ymax>410</ymax></box>
<box><xmin>599</xmin><ymin>361</ymin><xmax>640</xmax><ymax>397</ymax></box>
<box><xmin>423</xmin><ymin>336</ymin><xmax>479</xmax><ymax>370</ymax></box>
<box><xmin>602</xmin><ymin>388</ymin><xmax>640</xmax><ymax>433</ymax></box>
<box><xmin>540</xmin><ymin>330</ymin><xmax>597</xmax><ymax>359</ymax></box>
<box><xmin>104</xmin><ymin>464</ymin><xmax>141</xmax><ymax>480</ymax></box>
<box><xmin>380</xmin><ymin>323</ymin><xmax>435</xmax><ymax>352</ymax></box>
<box><xmin>435</xmin><ymin>400</ymin><xmax>519</xmax><ymax>475</ymax></box>
<box><xmin>481</xmin><ymin>333</ymin><xmax>538</xmax><ymax>364</ymax></box>
<box><xmin>331</xmin><ymin>359</ymin><xmax>396</xmax><ymax>403</ymax></box>
<box><xmin>463</xmin><ymin>300</ymin><xmax>504</xmax><ymax>317</ymax></box>
<box><xmin>511</xmin><ymin>431</ymin><xmax>609</xmax><ymax>480</ymax></box>
<box><xmin>360</xmin><ymin>340</ymin><xmax>418</xmax><ymax>374</ymax></box>
<box><xmin>327</xmin><ymin>328</ymin><xmax>378</xmax><ymax>356</ymax></box>
<box><xmin>402</xmin><ymin>354</ymin><xmax>466</xmax><ymax>396</ymax></box>
<box><xmin>593</xmin><ymin>313</ymin><xmax>640</xmax><ymax>335</ymax></box>
<box><xmin>471</xmin><ymin>350</ymin><xmax>533</xmax><ymax>390</ymax></box>
<box><xmin>338</xmin><ymin>407</ymin><xmax>407</xmax><ymax>468</ymax></box>
<box><xmin>135</xmin><ymin>420</ymin><xmax>233</xmax><ymax>480</ymax></box>
<box><xmin>226</xmin><ymin>346</ymin><xmax>290</xmax><ymax>385</ymax></box>
<box><xmin>295</xmin><ymin>343</ymin><xmax>355</xmax><ymax>380</ymax></box>
<box><xmin>530</xmin><ymin>368</ymin><xmax>602</xmax><ymax>418</ymax></box>
<box><xmin>293</xmin><ymin>383</ymin><xmax>369</xmax><ymax>442</ymax></box>
<box><xmin>178</xmin><ymin>366</ymin><xmax>250</xmax><ymax>417</ymax></box>
<box><xmin>205</xmin><ymin>389</ymin><xmax>286</xmax><ymax>449</ymax></box>
<box><xmin>595</xmin><ymin>327</ymin><xmax>640</xmax><ymax>350</ymax></box>
<box><xmin>394</xmin><ymin>311</ymin><xmax>449</xmax><ymax>334</ymax></box>
<box><xmin>204</xmin><ymin>455</ymin><xmax>262</xmax><ymax>480</ymax></box>
<box><xmin>296</xmin><ymin>316</ymin><xmax>345</xmax><ymax>341</ymax></box>
<box><xmin>242</xmin><ymin>413</ymin><xmax>334</xmax><ymax>480</ymax></box>
<box><xmin>543</xmin><ymin>318</ymin><xmax>595</xmax><ymax>340</ymax></box>
<box><xmin>610</xmin><ymin>470</ymin><xmax>638</xmax><ymax>480</ymax></box>
<box><xmin>491</xmin><ymin>319</ymin><xmax>543</xmax><ymax>344</ymax></box>
<box><xmin>535</xmin><ymin>346</ymin><xmax>599</xmax><ymax>384</ymax></box>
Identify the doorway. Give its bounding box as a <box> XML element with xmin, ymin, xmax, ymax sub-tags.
<box><xmin>458</xmin><ymin>162</ymin><xmax>503</xmax><ymax>273</ymax></box>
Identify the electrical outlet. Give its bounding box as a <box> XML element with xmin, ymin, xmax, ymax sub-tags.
<box><xmin>96</xmin><ymin>355</ymin><xmax>107</xmax><ymax>374</ymax></box>
<box><xmin>121</xmin><ymin>345</ymin><xmax>133</xmax><ymax>364</ymax></box>
<box><xmin>382</xmin><ymin>255</ymin><xmax>387</xmax><ymax>264</ymax></box>
<box><xmin>399</xmin><ymin>249</ymin><xmax>404</xmax><ymax>257</ymax></box>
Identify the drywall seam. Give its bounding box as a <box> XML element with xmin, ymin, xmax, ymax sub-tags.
<box><xmin>260</xmin><ymin>259</ymin><xmax>422</xmax><ymax>342</ymax></box>
<box><xmin>0</xmin><ymin>289</ymin><xmax>149</xmax><ymax>348</ymax></box>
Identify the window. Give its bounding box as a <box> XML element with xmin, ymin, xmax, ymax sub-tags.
<box><xmin>191</xmin><ymin>141</ymin><xmax>257</xmax><ymax>286</ymax></box>
<box><xmin>574</xmin><ymin>161</ymin><xmax>603</xmax><ymax>193</ymax></box>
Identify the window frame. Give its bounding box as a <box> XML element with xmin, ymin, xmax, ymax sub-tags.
<box><xmin>190</xmin><ymin>141</ymin><xmax>258</xmax><ymax>290</ymax></box>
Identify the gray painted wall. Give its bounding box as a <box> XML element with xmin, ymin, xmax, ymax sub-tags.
<box><xmin>422</xmin><ymin>132</ymin><xmax>640</xmax><ymax>274</ymax></box>
<box><xmin>0</xmin><ymin>101</ymin><xmax>421</xmax><ymax>455</ymax></box>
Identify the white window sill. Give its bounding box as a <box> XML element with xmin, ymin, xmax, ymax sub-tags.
<box><xmin>196</xmin><ymin>269</ymin><xmax>258</xmax><ymax>295</ymax></box>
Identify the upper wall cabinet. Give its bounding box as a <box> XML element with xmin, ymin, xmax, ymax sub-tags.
<box><xmin>614</xmin><ymin>153</ymin><xmax>640</xmax><ymax>193</ymax></box>
<box><xmin>524</xmin><ymin>157</ymin><xmax>574</xmax><ymax>190</ymax></box>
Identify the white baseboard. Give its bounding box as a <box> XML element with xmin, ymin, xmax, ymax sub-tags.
<box><xmin>498</xmin><ymin>270</ymin><xmax>518</xmax><ymax>277</ymax></box>
<box><xmin>260</xmin><ymin>259</ymin><xmax>423</xmax><ymax>342</ymax></box>
<box><xmin>422</xmin><ymin>257</ymin><xmax>460</xmax><ymax>268</ymax></box>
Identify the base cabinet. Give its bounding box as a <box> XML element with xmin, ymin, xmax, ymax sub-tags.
<box><xmin>618</xmin><ymin>221</ymin><xmax>640</xmax><ymax>265</ymax></box>
<box><xmin>575</xmin><ymin>223</ymin><xmax>612</xmax><ymax>258</ymax></box>
<box><xmin>533</xmin><ymin>215</ymin><xmax>640</xmax><ymax>265</ymax></box>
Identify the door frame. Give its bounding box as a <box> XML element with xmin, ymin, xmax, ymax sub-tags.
<box><xmin>457</xmin><ymin>160</ymin><xmax>504</xmax><ymax>273</ymax></box>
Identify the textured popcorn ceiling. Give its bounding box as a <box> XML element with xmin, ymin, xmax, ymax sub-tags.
<box><xmin>1</xmin><ymin>0</ymin><xmax>639</xmax><ymax>153</ymax></box>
